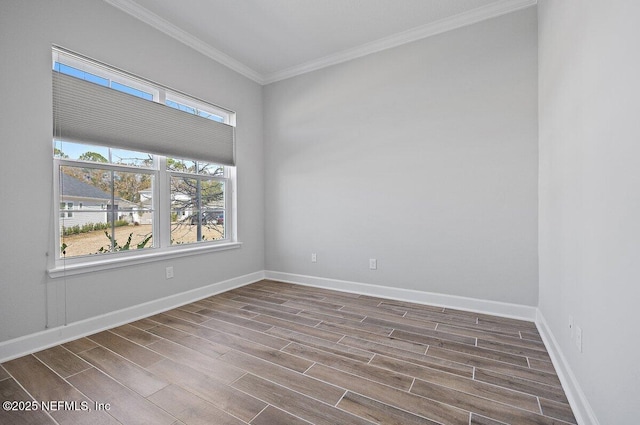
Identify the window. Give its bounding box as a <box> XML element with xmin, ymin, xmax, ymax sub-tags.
<box><xmin>55</xmin><ymin>142</ymin><xmax>230</xmax><ymax>258</ymax></box>
<box><xmin>52</xmin><ymin>47</ymin><xmax>237</xmax><ymax>272</ymax></box>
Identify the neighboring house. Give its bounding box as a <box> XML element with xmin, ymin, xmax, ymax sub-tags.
<box><xmin>138</xmin><ymin>188</ymin><xmax>224</xmax><ymax>226</ymax></box>
<box><xmin>142</xmin><ymin>187</ymin><xmax>224</xmax><ymax>225</ymax></box>
<box><xmin>170</xmin><ymin>192</ymin><xmax>193</xmax><ymax>222</ymax></box>
<box><xmin>59</xmin><ymin>173</ymin><xmax>136</xmax><ymax>228</ymax></box>
<box><xmin>169</xmin><ymin>192</ymin><xmax>224</xmax><ymax>225</ymax></box>
<box><xmin>137</xmin><ymin>189</ymin><xmax>154</xmax><ymax>225</ymax></box>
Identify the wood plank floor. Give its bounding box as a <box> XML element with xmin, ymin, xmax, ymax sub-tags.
<box><xmin>0</xmin><ymin>280</ymin><xmax>577</xmax><ymax>425</ymax></box>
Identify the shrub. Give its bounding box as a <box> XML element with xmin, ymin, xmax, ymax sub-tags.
<box><xmin>62</xmin><ymin>220</ymin><xmax>130</xmax><ymax>237</ymax></box>
<box><xmin>93</xmin><ymin>222</ymin><xmax>109</xmax><ymax>231</ymax></box>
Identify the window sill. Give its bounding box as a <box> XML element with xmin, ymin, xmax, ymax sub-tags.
<box><xmin>47</xmin><ymin>242</ymin><xmax>242</xmax><ymax>278</ymax></box>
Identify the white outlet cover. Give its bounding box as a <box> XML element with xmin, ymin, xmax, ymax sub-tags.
<box><xmin>568</xmin><ymin>315</ymin><xmax>574</xmax><ymax>338</ymax></box>
<box><xmin>369</xmin><ymin>259</ymin><xmax>377</xmax><ymax>270</ymax></box>
<box><xmin>576</xmin><ymin>326</ymin><xmax>583</xmax><ymax>352</ymax></box>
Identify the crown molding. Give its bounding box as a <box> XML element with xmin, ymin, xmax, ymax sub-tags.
<box><xmin>102</xmin><ymin>0</ymin><xmax>265</xmax><ymax>84</ymax></box>
<box><xmin>104</xmin><ymin>0</ymin><xmax>536</xmax><ymax>86</ymax></box>
<box><xmin>263</xmin><ymin>0</ymin><xmax>537</xmax><ymax>84</ymax></box>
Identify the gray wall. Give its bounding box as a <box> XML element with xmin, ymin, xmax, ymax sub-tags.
<box><xmin>264</xmin><ymin>8</ymin><xmax>539</xmax><ymax>306</ymax></box>
<box><xmin>538</xmin><ymin>1</ymin><xmax>640</xmax><ymax>423</ymax></box>
<box><xmin>0</xmin><ymin>0</ymin><xmax>264</xmax><ymax>342</ymax></box>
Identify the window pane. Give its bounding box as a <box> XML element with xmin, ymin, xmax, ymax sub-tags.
<box><xmin>83</xmin><ymin>72</ymin><xmax>110</xmax><ymax>87</ymax></box>
<box><xmin>111</xmin><ymin>81</ymin><xmax>153</xmax><ymax>100</ymax></box>
<box><xmin>112</xmin><ymin>170</ymin><xmax>154</xmax><ymax>215</ymax></box>
<box><xmin>60</xmin><ymin>212</ymin><xmax>115</xmax><ymax>257</ymax></box>
<box><xmin>169</xmin><ymin>211</ymin><xmax>225</xmax><ymax>245</ymax></box>
<box><xmin>60</xmin><ymin>212</ymin><xmax>153</xmax><ymax>258</ymax></box>
<box><xmin>200</xmin><ymin>179</ymin><xmax>224</xmax><ymax>208</ymax></box>
<box><xmin>55</xmin><ymin>141</ymin><xmax>109</xmax><ymax>163</ymax></box>
<box><xmin>54</xmin><ymin>142</ymin><xmax>154</xmax><ymax>169</ymax></box>
<box><xmin>111</xmin><ymin>148</ymin><xmax>154</xmax><ymax>168</ymax></box>
<box><xmin>60</xmin><ymin>165</ymin><xmax>112</xmax><ymax>200</ymax></box>
<box><xmin>166</xmin><ymin>99</ymin><xmax>195</xmax><ymax>114</ymax></box>
<box><xmin>167</xmin><ymin>157</ymin><xmax>197</xmax><ymax>173</ymax></box>
<box><xmin>170</xmin><ymin>176</ymin><xmax>197</xmax><ymax>246</ymax></box>
<box><xmin>197</xmin><ymin>110</ymin><xmax>225</xmax><ymax>123</ymax></box>
<box><xmin>196</xmin><ymin>161</ymin><xmax>224</xmax><ymax>176</ymax></box>
<box><xmin>55</xmin><ymin>62</ymin><xmax>109</xmax><ymax>87</ymax></box>
<box><xmin>54</xmin><ymin>62</ymin><xmax>155</xmax><ymax>100</ymax></box>
<box><xmin>166</xmin><ymin>156</ymin><xmax>223</xmax><ymax>176</ymax></box>
<box><xmin>59</xmin><ymin>166</ymin><xmax>154</xmax><ymax>258</ymax></box>
<box><xmin>170</xmin><ymin>177</ymin><xmax>224</xmax><ymax>245</ymax></box>
<box><xmin>166</xmin><ymin>99</ymin><xmax>225</xmax><ymax>123</ymax></box>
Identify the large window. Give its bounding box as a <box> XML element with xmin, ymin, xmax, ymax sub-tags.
<box><xmin>52</xmin><ymin>48</ymin><xmax>236</xmax><ymax>271</ymax></box>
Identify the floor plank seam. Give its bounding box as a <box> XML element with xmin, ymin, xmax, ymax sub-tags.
<box><xmin>247</xmin><ymin>403</ymin><xmax>270</xmax><ymax>424</ymax></box>
<box><xmin>408</xmin><ymin>377</ymin><xmax>416</xmax><ymax>393</ymax></box>
<box><xmin>334</xmin><ymin>390</ymin><xmax>348</xmax><ymax>408</ymax></box>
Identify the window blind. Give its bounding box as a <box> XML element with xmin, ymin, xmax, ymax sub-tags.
<box><xmin>52</xmin><ymin>71</ymin><xmax>235</xmax><ymax>166</ymax></box>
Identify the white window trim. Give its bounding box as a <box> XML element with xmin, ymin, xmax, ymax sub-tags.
<box><xmin>53</xmin><ymin>50</ymin><xmax>161</xmax><ymax>102</ymax></box>
<box><xmin>48</xmin><ymin>241</ymin><xmax>242</xmax><ymax>278</ymax></box>
<box><xmin>165</xmin><ymin>92</ymin><xmax>231</xmax><ymax>124</ymax></box>
<box><xmin>52</xmin><ymin>47</ymin><xmax>234</xmax><ymax>125</ymax></box>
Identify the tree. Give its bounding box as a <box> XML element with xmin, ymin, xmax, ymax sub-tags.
<box><xmin>78</xmin><ymin>152</ymin><xmax>108</xmax><ymax>163</ymax></box>
<box><xmin>170</xmin><ymin>162</ymin><xmax>224</xmax><ymax>241</ymax></box>
<box><xmin>167</xmin><ymin>157</ymin><xmax>189</xmax><ymax>172</ymax></box>
<box><xmin>171</xmin><ymin>178</ymin><xmax>223</xmax><ymax>212</ymax></box>
<box><xmin>114</xmin><ymin>172</ymin><xmax>151</xmax><ymax>203</ymax></box>
<box><xmin>61</xmin><ymin>151</ymin><xmax>152</xmax><ymax>203</ymax></box>
<box><xmin>54</xmin><ymin>148</ymin><xmax>68</xmax><ymax>158</ymax></box>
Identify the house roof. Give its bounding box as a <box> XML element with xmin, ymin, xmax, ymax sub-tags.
<box><xmin>61</xmin><ymin>173</ymin><xmax>112</xmax><ymax>200</ymax></box>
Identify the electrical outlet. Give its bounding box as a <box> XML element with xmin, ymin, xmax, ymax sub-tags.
<box><xmin>165</xmin><ymin>266</ymin><xmax>174</xmax><ymax>279</ymax></box>
<box><xmin>369</xmin><ymin>259</ymin><xmax>377</xmax><ymax>270</ymax></box>
<box><xmin>568</xmin><ymin>315</ymin><xmax>574</xmax><ymax>338</ymax></box>
<box><xmin>575</xmin><ymin>326</ymin><xmax>583</xmax><ymax>352</ymax></box>
<box><xmin>311</xmin><ymin>253</ymin><xmax>317</xmax><ymax>263</ymax></box>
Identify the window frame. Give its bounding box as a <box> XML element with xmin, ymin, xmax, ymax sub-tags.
<box><xmin>52</xmin><ymin>48</ymin><xmax>234</xmax><ymax>126</ymax></box>
<box><xmin>51</xmin><ymin>147</ymin><xmax>239</xmax><ymax>277</ymax></box>
<box><xmin>49</xmin><ymin>49</ymin><xmax>240</xmax><ymax>278</ymax></box>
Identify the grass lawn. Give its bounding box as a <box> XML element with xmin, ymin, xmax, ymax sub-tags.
<box><xmin>61</xmin><ymin>223</ymin><xmax>224</xmax><ymax>258</ymax></box>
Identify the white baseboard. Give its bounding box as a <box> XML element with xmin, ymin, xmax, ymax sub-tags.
<box><xmin>536</xmin><ymin>310</ymin><xmax>600</xmax><ymax>425</ymax></box>
<box><xmin>264</xmin><ymin>270</ymin><xmax>537</xmax><ymax>321</ymax></box>
<box><xmin>0</xmin><ymin>271</ymin><xmax>265</xmax><ymax>363</ymax></box>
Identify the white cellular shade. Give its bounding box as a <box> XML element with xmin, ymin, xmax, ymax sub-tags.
<box><xmin>52</xmin><ymin>71</ymin><xmax>235</xmax><ymax>165</ymax></box>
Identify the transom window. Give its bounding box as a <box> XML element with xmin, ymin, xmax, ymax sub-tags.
<box><xmin>52</xmin><ymin>47</ymin><xmax>236</xmax><ymax>268</ymax></box>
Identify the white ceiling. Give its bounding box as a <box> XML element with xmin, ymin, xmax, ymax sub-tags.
<box><xmin>104</xmin><ymin>0</ymin><xmax>536</xmax><ymax>84</ymax></box>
